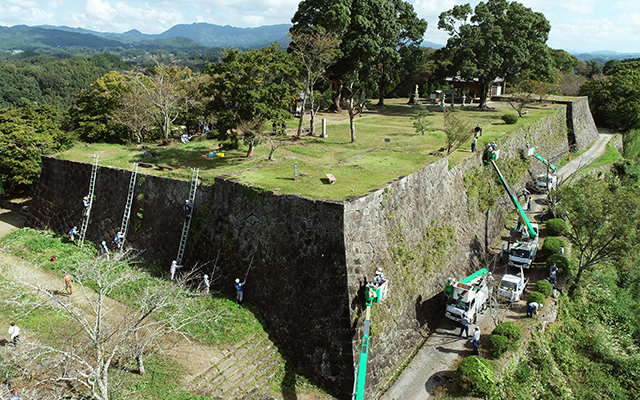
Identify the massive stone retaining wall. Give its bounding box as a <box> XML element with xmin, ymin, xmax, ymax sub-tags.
<box><xmin>26</xmin><ymin>101</ymin><xmax>597</xmax><ymax>399</ymax></box>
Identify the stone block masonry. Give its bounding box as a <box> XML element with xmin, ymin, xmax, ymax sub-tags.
<box><xmin>26</xmin><ymin>100</ymin><xmax>598</xmax><ymax>399</ymax></box>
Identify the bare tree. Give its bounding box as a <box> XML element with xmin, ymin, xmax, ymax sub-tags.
<box><xmin>443</xmin><ymin>109</ymin><xmax>472</xmax><ymax>154</ymax></box>
<box><xmin>123</xmin><ymin>61</ymin><xmax>196</xmax><ymax>139</ymax></box>
<box><xmin>288</xmin><ymin>30</ymin><xmax>341</xmax><ymax>137</ymax></box>
<box><xmin>0</xmin><ymin>253</ymin><xmax>227</xmax><ymax>400</ymax></box>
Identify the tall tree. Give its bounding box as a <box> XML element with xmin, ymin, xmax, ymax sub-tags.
<box><xmin>288</xmin><ymin>29</ymin><xmax>341</xmax><ymax>136</ymax></box>
<box><xmin>205</xmin><ymin>44</ymin><xmax>301</xmax><ymax>146</ymax></box>
<box><xmin>291</xmin><ymin>0</ymin><xmax>427</xmax><ymax>110</ymax></box>
<box><xmin>558</xmin><ymin>176</ymin><xmax>639</xmax><ymax>294</ymax></box>
<box><xmin>437</xmin><ymin>0</ymin><xmax>552</xmax><ymax>109</ymax></box>
<box><xmin>372</xmin><ymin>0</ymin><xmax>427</xmax><ymax>106</ymax></box>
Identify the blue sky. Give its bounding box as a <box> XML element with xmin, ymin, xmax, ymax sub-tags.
<box><xmin>1</xmin><ymin>0</ymin><xmax>639</xmax><ymax>54</ymax></box>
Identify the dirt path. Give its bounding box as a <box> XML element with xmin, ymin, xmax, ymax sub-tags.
<box><xmin>558</xmin><ymin>130</ymin><xmax>614</xmax><ymax>180</ymax></box>
<box><xmin>380</xmin><ymin>131</ymin><xmax>611</xmax><ymax>400</ymax></box>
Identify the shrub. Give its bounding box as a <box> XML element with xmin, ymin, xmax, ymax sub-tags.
<box><xmin>534</xmin><ymin>280</ymin><xmax>553</xmax><ymax>297</ymax></box>
<box><xmin>546</xmin><ymin>218</ymin><xmax>568</xmax><ymax>236</ymax></box>
<box><xmin>527</xmin><ymin>291</ymin><xmax>546</xmax><ymax>307</ymax></box>
<box><xmin>541</xmin><ymin>237</ymin><xmax>566</xmax><ymax>258</ymax></box>
<box><xmin>493</xmin><ymin>321</ymin><xmax>523</xmax><ymax>342</ymax></box>
<box><xmin>456</xmin><ymin>356</ymin><xmax>495</xmax><ymax>396</ymax></box>
<box><xmin>546</xmin><ymin>254</ymin><xmax>570</xmax><ymax>276</ymax></box>
<box><xmin>502</xmin><ymin>114</ymin><xmax>518</xmax><ymax>124</ymax></box>
<box><xmin>489</xmin><ymin>334</ymin><xmax>511</xmax><ymax>358</ymax></box>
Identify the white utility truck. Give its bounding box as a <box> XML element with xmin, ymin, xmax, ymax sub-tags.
<box><xmin>444</xmin><ymin>268</ymin><xmax>489</xmax><ymax>324</ymax></box>
<box><xmin>497</xmin><ymin>266</ymin><xmax>529</xmax><ymax>302</ymax></box>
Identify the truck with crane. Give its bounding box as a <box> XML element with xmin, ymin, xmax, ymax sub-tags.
<box><xmin>497</xmin><ymin>265</ymin><xmax>529</xmax><ymax>302</ymax></box>
<box><xmin>444</xmin><ymin>268</ymin><xmax>490</xmax><ymax>324</ymax></box>
<box><xmin>525</xmin><ymin>146</ymin><xmax>558</xmax><ymax>193</ymax></box>
<box><xmin>352</xmin><ymin>269</ymin><xmax>388</xmax><ymax>400</ymax></box>
<box><xmin>488</xmin><ymin>145</ymin><xmax>539</xmax><ymax>268</ymax></box>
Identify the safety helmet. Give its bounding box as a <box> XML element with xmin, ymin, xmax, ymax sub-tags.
<box><xmin>185</xmin><ymin>200</ymin><xmax>189</xmax><ymax>203</ymax></box>
<box><xmin>204</xmin><ymin>274</ymin><xmax>208</xmax><ymax>278</ymax></box>
<box><xmin>235</xmin><ymin>278</ymin><xmax>240</xmax><ymax>283</ymax></box>
<box><xmin>102</xmin><ymin>241</ymin><xmax>106</xmax><ymax>245</ymax></box>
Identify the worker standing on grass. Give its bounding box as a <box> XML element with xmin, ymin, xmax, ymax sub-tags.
<box><xmin>8</xmin><ymin>322</ymin><xmax>20</xmax><ymax>347</ymax></box>
<box><xmin>203</xmin><ymin>274</ymin><xmax>210</xmax><ymax>295</ymax></box>
<box><xmin>472</xmin><ymin>327</ymin><xmax>481</xmax><ymax>354</ymax></box>
<box><xmin>235</xmin><ymin>277</ymin><xmax>247</xmax><ymax>303</ymax></box>
<box><xmin>170</xmin><ymin>260</ymin><xmax>182</xmax><ymax>281</ymax></box>
<box><xmin>63</xmin><ymin>274</ymin><xmax>73</xmax><ymax>295</ymax></box>
<box><xmin>100</xmin><ymin>241</ymin><xmax>109</xmax><ymax>260</ymax></box>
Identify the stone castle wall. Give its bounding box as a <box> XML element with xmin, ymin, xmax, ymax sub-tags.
<box><xmin>26</xmin><ymin>101</ymin><xmax>597</xmax><ymax>399</ymax></box>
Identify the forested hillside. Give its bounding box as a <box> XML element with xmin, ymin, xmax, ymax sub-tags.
<box><xmin>0</xmin><ymin>53</ymin><xmax>129</xmax><ymax>111</ymax></box>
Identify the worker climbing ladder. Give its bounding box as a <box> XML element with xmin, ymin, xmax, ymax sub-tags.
<box><xmin>117</xmin><ymin>162</ymin><xmax>139</xmax><ymax>250</ymax></box>
<box><xmin>175</xmin><ymin>168</ymin><xmax>199</xmax><ymax>265</ymax></box>
<box><xmin>79</xmin><ymin>154</ymin><xmax>99</xmax><ymax>248</ymax></box>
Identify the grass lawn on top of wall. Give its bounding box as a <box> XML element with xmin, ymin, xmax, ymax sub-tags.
<box><xmin>55</xmin><ymin>99</ymin><xmax>563</xmax><ymax>201</ymax></box>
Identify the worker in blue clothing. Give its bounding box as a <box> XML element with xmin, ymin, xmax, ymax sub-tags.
<box><xmin>184</xmin><ymin>200</ymin><xmax>193</xmax><ymax>218</ymax></box>
<box><xmin>68</xmin><ymin>226</ymin><xmax>78</xmax><ymax>242</ymax></box>
<box><xmin>114</xmin><ymin>231</ymin><xmax>124</xmax><ymax>249</ymax></box>
<box><xmin>459</xmin><ymin>316</ymin><xmax>470</xmax><ymax>338</ymax></box>
<box><xmin>527</xmin><ymin>301</ymin><xmax>540</xmax><ymax>317</ymax></box>
<box><xmin>235</xmin><ymin>277</ymin><xmax>247</xmax><ymax>303</ymax></box>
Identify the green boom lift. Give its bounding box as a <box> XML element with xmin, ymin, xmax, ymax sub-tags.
<box><xmin>352</xmin><ymin>269</ymin><xmax>389</xmax><ymax>400</ymax></box>
<box><xmin>487</xmin><ymin>144</ymin><xmax>539</xmax><ymax>268</ymax></box>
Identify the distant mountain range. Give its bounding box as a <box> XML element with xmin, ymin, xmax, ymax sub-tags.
<box><xmin>572</xmin><ymin>50</ymin><xmax>640</xmax><ymax>61</ymax></box>
<box><xmin>0</xmin><ymin>23</ymin><xmax>292</xmax><ymax>52</ymax></box>
<box><xmin>1</xmin><ymin>23</ymin><xmax>637</xmax><ymax>60</ymax></box>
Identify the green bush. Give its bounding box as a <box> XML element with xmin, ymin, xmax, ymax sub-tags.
<box><xmin>489</xmin><ymin>334</ymin><xmax>511</xmax><ymax>358</ymax></box>
<box><xmin>546</xmin><ymin>218</ymin><xmax>568</xmax><ymax>236</ymax></box>
<box><xmin>493</xmin><ymin>321</ymin><xmax>523</xmax><ymax>342</ymax></box>
<box><xmin>541</xmin><ymin>237</ymin><xmax>566</xmax><ymax>258</ymax></box>
<box><xmin>534</xmin><ymin>280</ymin><xmax>553</xmax><ymax>297</ymax></box>
<box><xmin>502</xmin><ymin>114</ymin><xmax>518</xmax><ymax>124</ymax></box>
<box><xmin>456</xmin><ymin>356</ymin><xmax>495</xmax><ymax>396</ymax></box>
<box><xmin>527</xmin><ymin>291</ymin><xmax>546</xmax><ymax>307</ymax></box>
<box><xmin>623</xmin><ymin>129</ymin><xmax>640</xmax><ymax>160</ymax></box>
<box><xmin>546</xmin><ymin>254</ymin><xmax>570</xmax><ymax>276</ymax></box>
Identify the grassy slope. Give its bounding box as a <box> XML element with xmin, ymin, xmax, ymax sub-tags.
<box><xmin>55</xmin><ymin>99</ymin><xmax>561</xmax><ymax>200</ymax></box>
<box><xmin>0</xmin><ymin>228</ymin><xmax>333</xmax><ymax>399</ymax></box>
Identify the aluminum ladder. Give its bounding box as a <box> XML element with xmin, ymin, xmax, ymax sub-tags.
<box><xmin>175</xmin><ymin>168</ymin><xmax>199</xmax><ymax>265</ymax></box>
<box><xmin>79</xmin><ymin>154</ymin><xmax>99</xmax><ymax>248</ymax></box>
<box><xmin>118</xmin><ymin>162</ymin><xmax>139</xmax><ymax>250</ymax></box>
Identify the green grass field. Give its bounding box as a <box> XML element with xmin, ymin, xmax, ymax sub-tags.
<box><xmin>55</xmin><ymin>98</ymin><xmax>563</xmax><ymax>200</ymax></box>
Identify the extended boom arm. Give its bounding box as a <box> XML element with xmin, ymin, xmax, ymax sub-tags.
<box><xmin>488</xmin><ymin>148</ymin><xmax>537</xmax><ymax>239</ymax></box>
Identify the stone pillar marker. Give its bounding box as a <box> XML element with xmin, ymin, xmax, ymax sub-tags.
<box><xmin>294</xmin><ymin>162</ymin><xmax>299</xmax><ymax>181</ymax></box>
<box><xmin>321</xmin><ymin>118</ymin><xmax>327</xmax><ymax>138</ymax></box>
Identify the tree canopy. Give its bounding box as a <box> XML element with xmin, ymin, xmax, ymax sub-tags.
<box><xmin>0</xmin><ymin>102</ymin><xmax>73</xmax><ymax>193</ymax></box>
<box><xmin>291</xmin><ymin>0</ymin><xmax>427</xmax><ymax>108</ymax></box>
<box><xmin>579</xmin><ymin>61</ymin><xmax>640</xmax><ymax>131</ymax></box>
<box><xmin>436</xmin><ymin>0</ymin><xmax>552</xmax><ymax>109</ymax></box>
<box><xmin>558</xmin><ymin>175</ymin><xmax>640</xmax><ymax>293</ymax></box>
<box><xmin>205</xmin><ymin>44</ymin><xmax>301</xmax><ymax>146</ymax></box>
